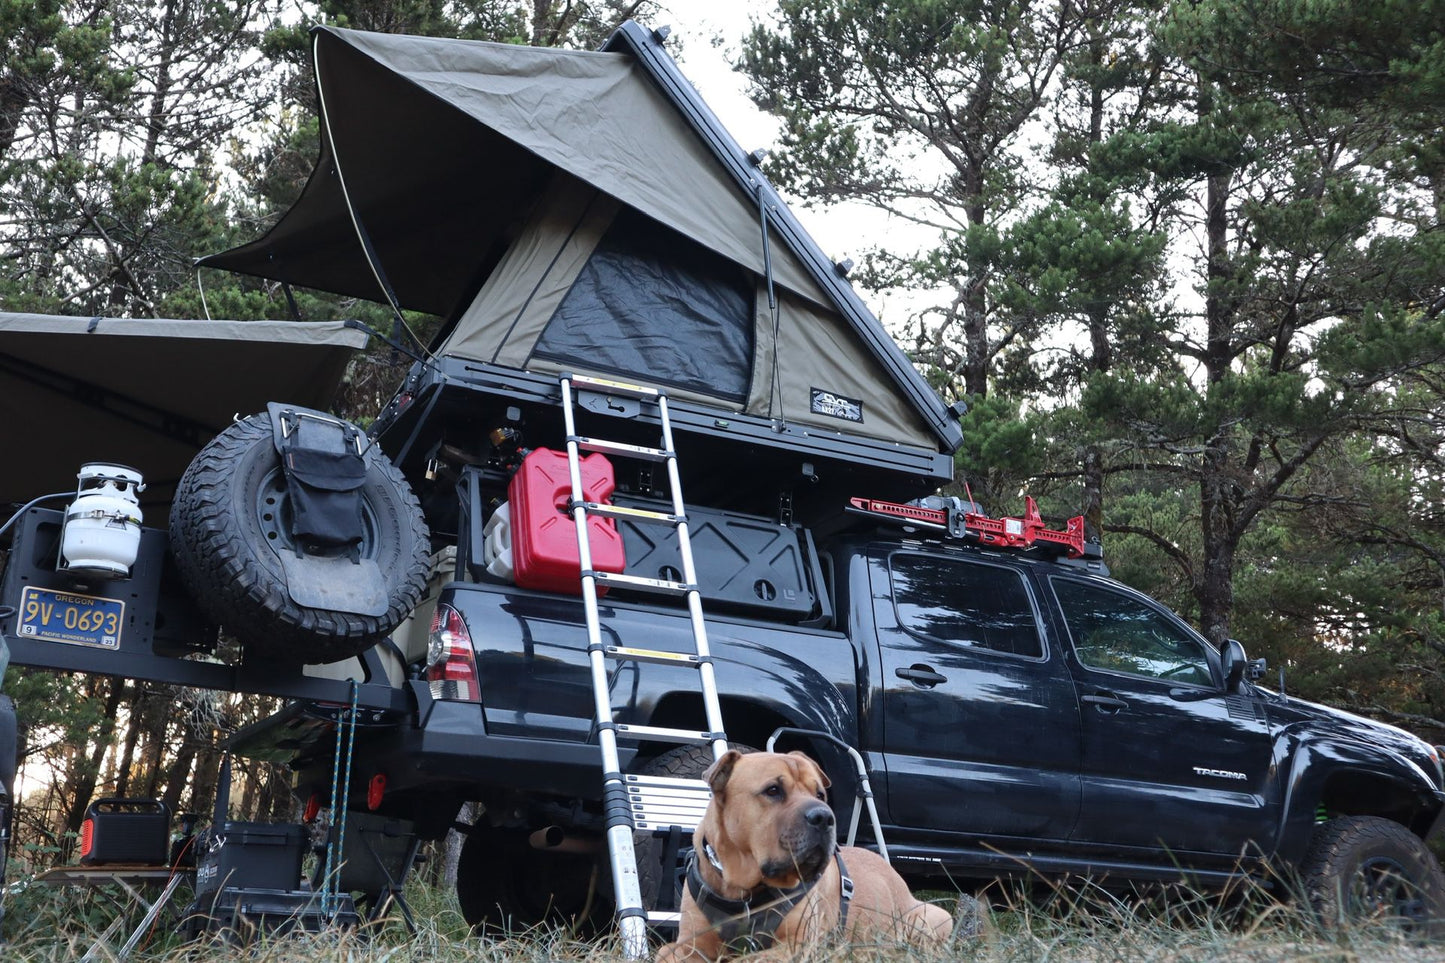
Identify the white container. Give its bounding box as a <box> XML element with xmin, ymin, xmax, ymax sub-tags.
<box><xmin>482</xmin><ymin>501</ymin><xmax>514</xmax><ymax>582</ymax></box>
<box><xmin>60</xmin><ymin>464</ymin><xmax>145</xmax><ymax>578</ymax></box>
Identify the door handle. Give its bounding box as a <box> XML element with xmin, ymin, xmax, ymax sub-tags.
<box><xmin>895</xmin><ymin>664</ymin><xmax>947</xmax><ymax>687</ymax></box>
<box><xmin>1082</xmin><ymin>693</ymin><xmax>1129</xmax><ymax>712</ymax></box>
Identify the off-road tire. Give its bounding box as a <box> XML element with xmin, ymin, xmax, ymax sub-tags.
<box><xmin>633</xmin><ymin>743</ymin><xmax>755</xmax><ymax>914</ymax></box>
<box><xmin>456</xmin><ymin>823</ymin><xmax>607</xmax><ymax>936</ymax></box>
<box><xmin>169</xmin><ymin>413</ymin><xmax>428</xmax><ymax>664</ymax></box>
<box><xmin>1299</xmin><ymin>815</ymin><xmax>1445</xmax><ymax>936</ymax></box>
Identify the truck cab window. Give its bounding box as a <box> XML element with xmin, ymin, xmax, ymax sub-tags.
<box><xmin>1052</xmin><ymin>578</ymin><xmax>1214</xmax><ymax>686</ymax></box>
<box><xmin>889</xmin><ymin>554</ymin><xmax>1043</xmax><ymax>658</ymax></box>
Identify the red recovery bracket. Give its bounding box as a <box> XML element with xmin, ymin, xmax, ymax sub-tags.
<box><xmin>847</xmin><ymin>495</ymin><xmax>1087</xmax><ymax>558</ymax></box>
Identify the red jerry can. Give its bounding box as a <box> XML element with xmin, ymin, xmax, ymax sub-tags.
<box><xmin>509</xmin><ymin>448</ymin><xmax>625</xmax><ymax>595</ymax></box>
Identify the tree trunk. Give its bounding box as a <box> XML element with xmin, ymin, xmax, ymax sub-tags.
<box><xmin>63</xmin><ymin>679</ymin><xmax>124</xmax><ymax>837</ymax></box>
<box><xmin>1196</xmin><ymin>73</ymin><xmax>1238</xmax><ymax>647</ymax></box>
<box><xmin>440</xmin><ymin>801</ymin><xmax>477</xmax><ymax>889</ymax></box>
<box><xmin>961</xmin><ymin>190</ymin><xmax>990</xmax><ymax>398</ymax></box>
<box><xmin>113</xmin><ymin>687</ymin><xmax>147</xmax><ymax>799</ymax></box>
<box><xmin>140</xmin><ymin>695</ymin><xmax>175</xmax><ymax>798</ymax></box>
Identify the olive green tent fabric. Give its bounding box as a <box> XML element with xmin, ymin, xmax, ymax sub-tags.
<box><xmin>445</xmin><ymin>172</ymin><xmax>621</xmax><ymax>370</ymax></box>
<box><xmin>199</xmin><ymin>24</ymin><xmax>958</xmax><ymax>455</ymax></box>
<box><xmin>437</xmin><ymin>169</ymin><xmax>936</xmax><ymax>447</ymax></box>
<box><xmin>203</xmin><ymin>27</ymin><xmax>826</xmax><ymax>316</ymax></box>
<box><xmin>0</xmin><ymin>314</ymin><xmax>367</xmax><ymax>510</ymax></box>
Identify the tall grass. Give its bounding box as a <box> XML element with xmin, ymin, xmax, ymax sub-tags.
<box><xmin>2</xmin><ymin>879</ymin><xmax>1442</xmax><ymax>962</ymax></box>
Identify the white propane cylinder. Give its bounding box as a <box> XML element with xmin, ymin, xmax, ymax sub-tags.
<box><xmin>482</xmin><ymin>501</ymin><xmax>514</xmax><ymax>582</ymax></box>
<box><xmin>60</xmin><ymin>464</ymin><xmax>145</xmax><ymax>578</ymax></box>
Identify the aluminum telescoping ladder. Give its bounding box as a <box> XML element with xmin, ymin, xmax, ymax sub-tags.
<box><xmin>559</xmin><ymin>374</ymin><xmax>729</xmax><ymax>959</ymax></box>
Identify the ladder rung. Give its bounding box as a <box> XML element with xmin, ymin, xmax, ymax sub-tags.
<box><xmin>626</xmin><ymin>786</ymin><xmax>712</xmax><ymax>810</ymax></box>
<box><xmin>629</xmin><ymin>804</ymin><xmax>709</xmax><ymax>824</ymax></box>
<box><xmin>606</xmin><ymin>645</ymin><xmax>702</xmax><ymax>666</ymax></box>
<box><xmin>625</xmin><ymin>773</ymin><xmax>713</xmax><ymax>792</ymax></box>
<box><xmin>628</xmin><ymin>788</ymin><xmax>712</xmax><ymax>810</ymax></box>
<box><xmin>648</xmin><ymin>911</ymin><xmax>682</xmax><ymax>924</ymax></box>
<box><xmin>591</xmin><ymin>571</ymin><xmax>691</xmax><ymax>596</ymax></box>
<box><xmin>567</xmin><ymin>374</ymin><xmax>660</xmax><ymax>400</ymax></box>
<box><xmin>628</xmin><ymin>796</ymin><xmax>711</xmax><ymax>824</ymax></box>
<box><xmin>636</xmin><ymin>818</ymin><xmax>703</xmax><ymax>833</ymax></box>
<box><xmin>580</xmin><ymin>502</ymin><xmax>681</xmax><ymax>524</ymax></box>
<box><xmin>574</xmin><ymin>437</ymin><xmax>671</xmax><ymax>462</ymax></box>
<box><xmin>615</xmin><ymin>723</ymin><xmax>711</xmax><ymax>745</ymax></box>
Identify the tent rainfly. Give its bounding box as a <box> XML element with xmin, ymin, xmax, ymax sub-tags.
<box><xmin>201</xmin><ymin>22</ymin><xmax>963</xmax><ymax>469</ymax></box>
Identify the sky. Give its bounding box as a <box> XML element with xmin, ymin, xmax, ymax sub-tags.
<box><xmin>649</xmin><ymin>1</ymin><xmax>932</xmax><ymax>330</ymax></box>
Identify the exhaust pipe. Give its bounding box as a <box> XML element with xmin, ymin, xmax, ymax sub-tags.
<box><xmin>528</xmin><ymin>825</ymin><xmax>602</xmax><ymax>855</ymax></box>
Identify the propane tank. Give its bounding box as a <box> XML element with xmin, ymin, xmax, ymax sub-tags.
<box><xmin>59</xmin><ymin>464</ymin><xmax>145</xmax><ymax>578</ymax></box>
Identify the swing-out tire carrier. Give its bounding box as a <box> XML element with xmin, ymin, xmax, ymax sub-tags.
<box><xmin>0</xmin><ymin>506</ymin><xmax>406</xmax><ymax>712</ymax></box>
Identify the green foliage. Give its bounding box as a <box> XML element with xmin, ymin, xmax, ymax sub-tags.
<box><xmin>745</xmin><ymin>0</ymin><xmax>1445</xmax><ymax>727</ymax></box>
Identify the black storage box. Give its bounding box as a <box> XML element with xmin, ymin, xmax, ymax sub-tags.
<box><xmin>334</xmin><ymin>812</ymin><xmax>419</xmax><ymax>896</ymax></box>
<box><xmin>615</xmin><ymin>497</ymin><xmax>823</xmax><ymax>620</ymax></box>
<box><xmin>194</xmin><ymin>821</ymin><xmax>306</xmax><ymax>899</ymax></box>
<box><xmin>79</xmin><ymin>798</ymin><xmax>169</xmax><ymax>865</ymax></box>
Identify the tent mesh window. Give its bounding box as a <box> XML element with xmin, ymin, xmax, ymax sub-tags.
<box><xmin>531</xmin><ymin>208</ymin><xmax>754</xmax><ymax>402</ymax></box>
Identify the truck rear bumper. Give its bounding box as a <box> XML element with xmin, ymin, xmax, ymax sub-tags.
<box><xmin>234</xmin><ymin>694</ymin><xmax>635</xmax><ymax>803</ymax></box>
<box><xmin>406</xmin><ymin>700</ymin><xmax>636</xmax><ymax>799</ymax></box>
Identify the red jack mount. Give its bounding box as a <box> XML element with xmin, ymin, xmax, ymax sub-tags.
<box><xmin>846</xmin><ymin>495</ymin><xmax>1088</xmax><ymax>558</ymax></box>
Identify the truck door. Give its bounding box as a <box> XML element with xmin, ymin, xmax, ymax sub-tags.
<box><xmin>871</xmin><ymin>549</ymin><xmax>1082</xmax><ymax>840</ymax></box>
<box><xmin>1047</xmin><ymin>575</ymin><xmax>1276</xmax><ymax>858</ymax></box>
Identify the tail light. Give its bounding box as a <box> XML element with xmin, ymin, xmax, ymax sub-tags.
<box><xmin>426</xmin><ymin>603</ymin><xmax>480</xmax><ymax>702</ymax></box>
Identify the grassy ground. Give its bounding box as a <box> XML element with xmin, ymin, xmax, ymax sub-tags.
<box><xmin>3</xmin><ymin>879</ymin><xmax>1444</xmax><ymax>962</ymax></box>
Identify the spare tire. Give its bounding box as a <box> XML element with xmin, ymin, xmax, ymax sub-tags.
<box><xmin>169</xmin><ymin>412</ymin><xmax>428</xmax><ymax>664</ymax></box>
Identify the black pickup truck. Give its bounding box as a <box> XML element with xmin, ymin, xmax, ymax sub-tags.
<box><xmin>3</xmin><ymin>19</ymin><xmax>1444</xmax><ymax>942</ymax></box>
<box><xmin>233</xmin><ymin>454</ymin><xmax>1445</xmax><ymax>934</ymax></box>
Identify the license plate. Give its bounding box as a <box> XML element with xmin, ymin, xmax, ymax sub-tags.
<box><xmin>17</xmin><ymin>586</ymin><xmax>124</xmax><ymax>649</ymax></box>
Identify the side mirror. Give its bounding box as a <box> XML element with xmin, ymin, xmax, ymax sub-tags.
<box><xmin>1222</xmin><ymin>639</ymin><xmax>1248</xmax><ymax>692</ymax></box>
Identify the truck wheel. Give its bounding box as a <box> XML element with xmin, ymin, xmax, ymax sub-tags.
<box><xmin>169</xmin><ymin>413</ymin><xmax>428</xmax><ymax>664</ymax></box>
<box><xmin>633</xmin><ymin>743</ymin><xmax>755</xmax><ymax>914</ymax></box>
<box><xmin>456</xmin><ymin>823</ymin><xmax>606</xmax><ymax>936</ymax></box>
<box><xmin>1299</xmin><ymin>815</ymin><xmax>1445</xmax><ymax>935</ymax></box>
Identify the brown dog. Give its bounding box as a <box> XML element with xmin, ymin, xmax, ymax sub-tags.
<box><xmin>655</xmin><ymin>750</ymin><xmax>954</xmax><ymax>961</ymax></box>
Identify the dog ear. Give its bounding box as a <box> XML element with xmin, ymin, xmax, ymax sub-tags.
<box><xmin>787</xmin><ymin>750</ymin><xmax>831</xmax><ymax>789</ymax></box>
<box><xmin>703</xmin><ymin>749</ymin><xmax>742</xmax><ymax>795</ymax></box>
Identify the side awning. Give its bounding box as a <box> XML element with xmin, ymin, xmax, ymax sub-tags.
<box><xmin>0</xmin><ymin>314</ymin><xmax>368</xmax><ymax>512</ymax></box>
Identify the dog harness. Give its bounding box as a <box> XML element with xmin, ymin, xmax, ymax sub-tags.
<box><xmin>685</xmin><ymin>840</ymin><xmax>855</xmax><ymax>954</ymax></box>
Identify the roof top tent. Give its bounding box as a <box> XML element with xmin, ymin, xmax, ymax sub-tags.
<box><xmin>201</xmin><ymin>22</ymin><xmax>962</xmax><ymax>526</ymax></box>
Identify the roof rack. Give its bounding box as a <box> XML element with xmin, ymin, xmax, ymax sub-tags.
<box><xmin>846</xmin><ymin>495</ymin><xmax>1094</xmax><ymax>559</ymax></box>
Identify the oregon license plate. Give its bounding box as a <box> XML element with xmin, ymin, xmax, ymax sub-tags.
<box><xmin>17</xmin><ymin>586</ymin><xmax>124</xmax><ymax>649</ymax></box>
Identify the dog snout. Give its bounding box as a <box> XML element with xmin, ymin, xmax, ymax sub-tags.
<box><xmin>805</xmin><ymin>804</ymin><xmax>835</xmax><ymax>830</ymax></box>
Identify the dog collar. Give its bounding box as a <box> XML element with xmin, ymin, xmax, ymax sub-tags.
<box><xmin>686</xmin><ymin>842</ymin><xmax>854</xmax><ymax>955</ymax></box>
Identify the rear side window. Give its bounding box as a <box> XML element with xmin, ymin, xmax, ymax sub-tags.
<box><xmin>889</xmin><ymin>554</ymin><xmax>1043</xmax><ymax>658</ymax></box>
<box><xmin>1051</xmin><ymin>578</ymin><xmax>1214</xmax><ymax>686</ymax></box>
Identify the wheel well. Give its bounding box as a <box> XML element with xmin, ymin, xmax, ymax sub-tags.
<box><xmin>1319</xmin><ymin>770</ymin><xmax>1436</xmax><ymax>838</ymax></box>
<box><xmin>645</xmin><ymin>693</ymin><xmax>793</xmax><ymax>758</ymax></box>
<box><xmin>642</xmin><ymin>694</ymin><xmax>859</xmax><ymax>805</ymax></box>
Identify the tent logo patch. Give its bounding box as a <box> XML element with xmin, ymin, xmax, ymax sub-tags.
<box><xmin>810</xmin><ymin>388</ymin><xmax>864</xmax><ymax>423</ymax></box>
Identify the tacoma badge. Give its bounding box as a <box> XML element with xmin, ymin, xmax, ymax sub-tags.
<box><xmin>1193</xmin><ymin>766</ymin><xmax>1247</xmax><ymax>781</ymax></box>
